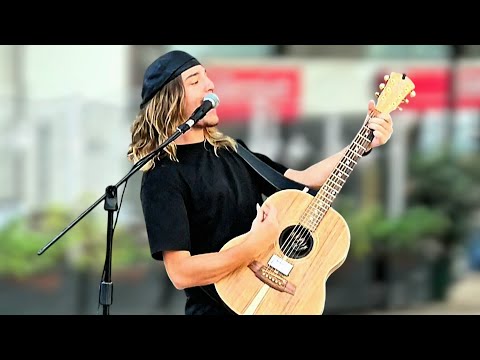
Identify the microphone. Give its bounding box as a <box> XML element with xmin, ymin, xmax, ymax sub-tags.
<box><xmin>177</xmin><ymin>93</ymin><xmax>220</xmax><ymax>133</ymax></box>
<box><xmin>190</xmin><ymin>93</ymin><xmax>220</xmax><ymax>123</ymax></box>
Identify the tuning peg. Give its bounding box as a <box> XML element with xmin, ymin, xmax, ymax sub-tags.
<box><xmin>384</xmin><ymin>75</ymin><xmax>390</xmax><ymax>82</ymax></box>
<box><xmin>398</xmin><ymin>107</ymin><xmax>403</xmax><ymax>112</ymax></box>
<box><xmin>375</xmin><ymin>92</ymin><xmax>380</xmax><ymax>98</ymax></box>
<box><xmin>403</xmin><ymin>98</ymin><xmax>410</xmax><ymax>104</ymax></box>
<box><xmin>410</xmin><ymin>90</ymin><xmax>416</xmax><ymax>98</ymax></box>
<box><xmin>379</xmin><ymin>83</ymin><xmax>385</xmax><ymax>90</ymax></box>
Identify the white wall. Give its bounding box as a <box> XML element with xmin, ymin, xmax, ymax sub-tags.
<box><xmin>24</xmin><ymin>45</ymin><xmax>130</xmax><ymax>106</ymax></box>
<box><xmin>0</xmin><ymin>45</ymin><xmax>16</xmax><ymax>98</ymax></box>
<box><xmin>19</xmin><ymin>46</ymin><xmax>132</xmax><ymax>212</ymax></box>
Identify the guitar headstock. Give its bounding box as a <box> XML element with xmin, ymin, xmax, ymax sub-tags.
<box><xmin>375</xmin><ymin>72</ymin><xmax>416</xmax><ymax>114</ymax></box>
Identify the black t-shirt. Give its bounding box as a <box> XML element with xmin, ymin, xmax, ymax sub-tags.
<box><xmin>140</xmin><ymin>139</ymin><xmax>288</xmax><ymax>315</ymax></box>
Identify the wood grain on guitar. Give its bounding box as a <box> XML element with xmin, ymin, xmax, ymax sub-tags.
<box><xmin>215</xmin><ymin>72</ymin><xmax>416</xmax><ymax>315</ymax></box>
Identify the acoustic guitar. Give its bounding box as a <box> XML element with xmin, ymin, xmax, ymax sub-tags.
<box><xmin>215</xmin><ymin>72</ymin><xmax>416</xmax><ymax>315</ymax></box>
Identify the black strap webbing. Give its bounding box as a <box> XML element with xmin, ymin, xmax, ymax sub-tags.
<box><xmin>236</xmin><ymin>143</ymin><xmax>317</xmax><ymax>197</ymax></box>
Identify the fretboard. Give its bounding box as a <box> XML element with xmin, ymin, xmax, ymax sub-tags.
<box><xmin>300</xmin><ymin>116</ymin><xmax>375</xmax><ymax>231</ymax></box>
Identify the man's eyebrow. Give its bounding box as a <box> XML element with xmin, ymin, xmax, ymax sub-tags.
<box><xmin>185</xmin><ymin>71</ymin><xmax>200</xmax><ymax>81</ymax></box>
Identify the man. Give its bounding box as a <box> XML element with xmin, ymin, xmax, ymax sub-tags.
<box><xmin>127</xmin><ymin>50</ymin><xmax>393</xmax><ymax>315</ymax></box>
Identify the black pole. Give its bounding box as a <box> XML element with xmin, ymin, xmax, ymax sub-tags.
<box><xmin>448</xmin><ymin>45</ymin><xmax>463</xmax><ymax>155</ymax></box>
<box><xmin>275</xmin><ymin>45</ymin><xmax>288</xmax><ymax>56</ymax></box>
<box><xmin>99</xmin><ymin>185</ymin><xmax>117</xmax><ymax>315</ymax></box>
<box><xmin>37</xmin><ymin>105</ymin><xmax>211</xmax><ymax>315</ymax></box>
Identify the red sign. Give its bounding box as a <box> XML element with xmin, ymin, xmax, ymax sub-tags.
<box><xmin>379</xmin><ymin>66</ymin><xmax>480</xmax><ymax>111</ymax></box>
<box><xmin>376</xmin><ymin>67</ymin><xmax>451</xmax><ymax>112</ymax></box>
<box><xmin>207</xmin><ymin>66</ymin><xmax>301</xmax><ymax>122</ymax></box>
<box><xmin>456</xmin><ymin>67</ymin><xmax>480</xmax><ymax>109</ymax></box>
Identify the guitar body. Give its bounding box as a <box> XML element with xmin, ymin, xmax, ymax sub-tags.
<box><xmin>214</xmin><ymin>189</ymin><xmax>350</xmax><ymax>315</ymax></box>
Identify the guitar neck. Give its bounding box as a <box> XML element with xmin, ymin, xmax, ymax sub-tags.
<box><xmin>300</xmin><ymin>112</ymin><xmax>376</xmax><ymax>231</ymax></box>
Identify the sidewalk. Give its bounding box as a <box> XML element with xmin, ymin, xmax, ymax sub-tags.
<box><xmin>363</xmin><ymin>271</ymin><xmax>480</xmax><ymax>314</ymax></box>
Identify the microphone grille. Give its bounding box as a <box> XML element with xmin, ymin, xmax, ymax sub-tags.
<box><xmin>204</xmin><ymin>93</ymin><xmax>220</xmax><ymax>108</ymax></box>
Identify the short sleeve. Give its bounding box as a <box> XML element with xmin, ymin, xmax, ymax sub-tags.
<box><xmin>140</xmin><ymin>166</ymin><xmax>190</xmax><ymax>261</ymax></box>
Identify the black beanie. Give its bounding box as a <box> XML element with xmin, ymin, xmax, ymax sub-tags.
<box><xmin>140</xmin><ymin>50</ymin><xmax>201</xmax><ymax>109</ymax></box>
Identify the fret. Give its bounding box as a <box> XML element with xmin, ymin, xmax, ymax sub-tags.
<box><xmin>338</xmin><ymin>161</ymin><xmax>353</xmax><ymax>171</ymax></box>
<box><xmin>309</xmin><ymin>206</ymin><xmax>321</xmax><ymax>214</ymax></box>
<box><xmin>344</xmin><ymin>157</ymin><xmax>357</xmax><ymax>166</ymax></box>
<box><xmin>335</xmin><ymin>167</ymin><xmax>350</xmax><ymax>178</ymax></box>
<box><xmin>308</xmin><ymin>210</ymin><xmax>328</xmax><ymax>221</ymax></box>
<box><xmin>352</xmin><ymin>141</ymin><xmax>367</xmax><ymax>151</ymax></box>
<box><xmin>331</xmin><ymin>173</ymin><xmax>346</xmax><ymax>184</ymax></box>
<box><xmin>345</xmin><ymin>148</ymin><xmax>361</xmax><ymax>161</ymax></box>
<box><xmin>320</xmin><ymin>191</ymin><xmax>335</xmax><ymax>203</ymax></box>
<box><xmin>299</xmin><ymin>219</ymin><xmax>316</xmax><ymax>232</ymax></box>
<box><xmin>314</xmin><ymin>201</ymin><xmax>327</xmax><ymax>211</ymax></box>
<box><xmin>324</xmin><ymin>183</ymin><xmax>338</xmax><ymax>195</ymax></box>
<box><xmin>324</xmin><ymin>189</ymin><xmax>336</xmax><ymax>201</ymax></box>
<box><xmin>341</xmin><ymin>162</ymin><xmax>354</xmax><ymax>172</ymax></box>
<box><xmin>310</xmin><ymin>209</ymin><xmax>322</xmax><ymax>219</ymax></box>
<box><xmin>308</xmin><ymin>213</ymin><xmax>321</xmax><ymax>225</ymax></box>
<box><xmin>301</xmin><ymin>206</ymin><xmax>326</xmax><ymax>230</ymax></box>
<box><xmin>347</xmin><ymin>148</ymin><xmax>362</xmax><ymax>160</ymax></box>
<box><xmin>326</xmin><ymin>179</ymin><xmax>342</xmax><ymax>192</ymax></box>
<box><xmin>303</xmin><ymin>203</ymin><xmax>326</xmax><ymax>218</ymax></box>
<box><xmin>357</xmin><ymin>133</ymin><xmax>371</xmax><ymax>143</ymax></box>
<box><xmin>317</xmin><ymin>200</ymin><xmax>330</xmax><ymax>211</ymax></box>
<box><xmin>323</xmin><ymin>186</ymin><xmax>336</xmax><ymax>196</ymax></box>
<box><xmin>320</xmin><ymin>194</ymin><xmax>333</xmax><ymax>205</ymax></box>
<box><xmin>312</xmin><ymin>202</ymin><xmax>329</xmax><ymax>213</ymax></box>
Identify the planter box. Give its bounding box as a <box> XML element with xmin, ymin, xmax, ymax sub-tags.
<box><xmin>376</xmin><ymin>250</ymin><xmax>433</xmax><ymax>310</ymax></box>
<box><xmin>0</xmin><ymin>265</ymin><xmax>185</xmax><ymax>315</ymax></box>
<box><xmin>0</xmin><ymin>268</ymin><xmax>78</xmax><ymax>315</ymax></box>
<box><xmin>323</xmin><ymin>255</ymin><xmax>375</xmax><ymax>314</ymax></box>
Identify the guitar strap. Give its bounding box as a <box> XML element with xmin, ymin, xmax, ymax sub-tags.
<box><xmin>236</xmin><ymin>143</ymin><xmax>318</xmax><ymax>196</ymax></box>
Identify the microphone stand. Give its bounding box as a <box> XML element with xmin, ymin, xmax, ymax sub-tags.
<box><xmin>37</xmin><ymin>117</ymin><xmax>199</xmax><ymax>315</ymax></box>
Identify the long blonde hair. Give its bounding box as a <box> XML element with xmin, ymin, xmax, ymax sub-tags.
<box><xmin>127</xmin><ymin>76</ymin><xmax>237</xmax><ymax>172</ymax></box>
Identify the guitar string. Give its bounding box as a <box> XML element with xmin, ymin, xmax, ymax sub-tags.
<box><xmin>284</xmin><ymin>136</ymin><xmax>374</xmax><ymax>266</ymax></box>
<box><xmin>276</xmin><ymin>112</ymin><xmax>375</xmax><ymax>268</ymax></box>
<box><xmin>282</xmin><ymin>115</ymin><xmax>374</xmax><ymax>262</ymax></box>
<box><xmin>281</xmin><ymin>117</ymin><xmax>373</xmax><ymax>265</ymax></box>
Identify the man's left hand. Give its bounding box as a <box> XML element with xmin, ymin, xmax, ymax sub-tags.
<box><xmin>366</xmin><ymin>99</ymin><xmax>393</xmax><ymax>149</ymax></box>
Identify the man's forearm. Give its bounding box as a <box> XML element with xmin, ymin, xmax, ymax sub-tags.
<box><xmin>284</xmin><ymin>146</ymin><xmax>348</xmax><ymax>190</ymax></box>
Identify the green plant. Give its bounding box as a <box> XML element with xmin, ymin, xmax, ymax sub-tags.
<box><xmin>0</xmin><ymin>200</ymin><xmax>150</xmax><ymax>279</ymax></box>
<box><xmin>371</xmin><ymin>206</ymin><xmax>451</xmax><ymax>252</ymax></box>
<box><xmin>0</xmin><ymin>208</ymin><xmax>70</xmax><ymax>279</ymax></box>
<box><xmin>335</xmin><ymin>198</ymin><xmax>384</xmax><ymax>259</ymax></box>
<box><xmin>66</xmin><ymin>217</ymin><xmax>150</xmax><ymax>272</ymax></box>
<box><xmin>335</xmin><ymin>196</ymin><xmax>451</xmax><ymax>258</ymax></box>
<box><xmin>408</xmin><ymin>151</ymin><xmax>480</xmax><ymax>250</ymax></box>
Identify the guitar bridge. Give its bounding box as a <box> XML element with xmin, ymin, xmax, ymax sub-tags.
<box><xmin>248</xmin><ymin>261</ymin><xmax>296</xmax><ymax>295</ymax></box>
<box><xmin>267</xmin><ymin>254</ymin><xmax>293</xmax><ymax>276</ymax></box>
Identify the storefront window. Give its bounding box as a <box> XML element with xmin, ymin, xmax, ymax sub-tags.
<box><xmin>166</xmin><ymin>45</ymin><xmax>278</xmax><ymax>58</ymax></box>
<box><xmin>366</xmin><ymin>45</ymin><xmax>452</xmax><ymax>59</ymax></box>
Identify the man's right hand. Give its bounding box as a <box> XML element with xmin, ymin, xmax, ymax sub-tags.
<box><xmin>244</xmin><ymin>203</ymin><xmax>280</xmax><ymax>259</ymax></box>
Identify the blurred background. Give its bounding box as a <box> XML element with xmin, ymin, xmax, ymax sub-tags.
<box><xmin>0</xmin><ymin>45</ymin><xmax>479</xmax><ymax>315</ymax></box>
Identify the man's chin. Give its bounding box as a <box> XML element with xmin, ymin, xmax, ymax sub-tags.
<box><xmin>196</xmin><ymin>115</ymin><xmax>219</xmax><ymax>128</ymax></box>
<box><xmin>193</xmin><ymin>121</ymin><xmax>218</xmax><ymax>130</ymax></box>
<box><xmin>208</xmin><ymin>113</ymin><xmax>219</xmax><ymax>124</ymax></box>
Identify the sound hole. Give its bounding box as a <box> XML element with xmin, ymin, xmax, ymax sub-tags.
<box><xmin>278</xmin><ymin>225</ymin><xmax>313</xmax><ymax>260</ymax></box>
